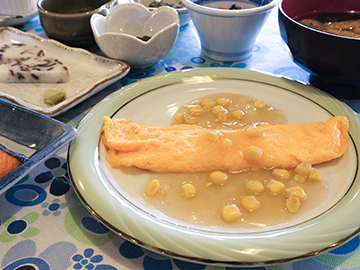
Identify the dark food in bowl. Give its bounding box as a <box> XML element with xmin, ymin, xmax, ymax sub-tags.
<box><xmin>299</xmin><ymin>12</ymin><xmax>360</xmax><ymax>39</ymax></box>
<box><xmin>148</xmin><ymin>0</ymin><xmax>185</xmax><ymax>8</ymax></box>
<box><xmin>218</xmin><ymin>4</ymin><xmax>243</xmax><ymax>10</ymax></box>
<box><xmin>278</xmin><ymin>0</ymin><xmax>360</xmax><ymax>99</ymax></box>
<box><xmin>137</xmin><ymin>35</ymin><xmax>152</xmax><ymax>41</ymax></box>
<box><xmin>203</xmin><ymin>1</ymin><xmax>257</xmax><ymax>10</ymax></box>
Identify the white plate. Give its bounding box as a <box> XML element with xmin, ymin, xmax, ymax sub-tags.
<box><xmin>0</xmin><ymin>9</ymin><xmax>37</xmax><ymax>26</ymax></box>
<box><xmin>68</xmin><ymin>68</ymin><xmax>360</xmax><ymax>266</ymax></box>
<box><xmin>0</xmin><ymin>27</ymin><xmax>130</xmax><ymax>116</ymax></box>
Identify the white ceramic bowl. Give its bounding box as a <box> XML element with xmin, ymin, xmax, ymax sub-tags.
<box><xmin>135</xmin><ymin>0</ymin><xmax>191</xmax><ymax>26</ymax></box>
<box><xmin>181</xmin><ymin>0</ymin><xmax>279</xmax><ymax>61</ymax></box>
<box><xmin>0</xmin><ymin>0</ymin><xmax>36</xmax><ymax>15</ymax></box>
<box><xmin>91</xmin><ymin>2</ymin><xmax>179</xmax><ymax>68</ymax></box>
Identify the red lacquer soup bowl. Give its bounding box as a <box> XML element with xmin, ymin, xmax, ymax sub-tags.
<box><xmin>279</xmin><ymin>0</ymin><xmax>360</xmax><ymax>99</ymax></box>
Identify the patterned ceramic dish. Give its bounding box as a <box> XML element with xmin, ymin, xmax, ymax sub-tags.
<box><xmin>68</xmin><ymin>67</ymin><xmax>360</xmax><ymax>266</ymax></box>
<box><xmin>181</xmin><ymin>0</ymin><xmax>279</xmax><ymax>61</ymax></box>
<box><xmin>0</xmin><ymin>98</ymin><xmax>76</xmax><ymax>195</ymax></box>
<box><xmin>0</xmin><ymin>27</ymin><xmax>130</xmax><ymax>117</ymax></box>
<box><xmin>91</xmin><ymin>3</ymin><xmax>179</xmax><ymax>68</ymax></box>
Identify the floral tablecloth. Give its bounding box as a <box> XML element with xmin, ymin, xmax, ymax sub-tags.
<box><xmin>1</xmin><ymin>8</ymin><xmax>360</xmax><ymax>270</ymax></box>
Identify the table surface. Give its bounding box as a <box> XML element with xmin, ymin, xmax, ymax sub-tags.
<box><xmin>2</xmin><ymin>8</ymin><xmax>360</xmax><ymax>270</ymax></box>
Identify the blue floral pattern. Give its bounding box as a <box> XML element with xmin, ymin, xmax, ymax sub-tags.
<box><xmin>1</xmin><ymin>240</ymin><xmax>76</xmax><ymax>269</ymax></box>
<box><xmin>34</xmin><ymin>157</ymin><xmax>70</xmax><ymax>196</ymax></box>
<box><xmin>42</xmin><ymin>198</ymin><xmax>67</xmax><ymax>216</ymax></box>
<box><xmin>5</xmin><ymin>184</ymin><xmax>46</xmax><ymax>206</ymax></box>
<box><xmin>119</xmin><ymin>240</ymin><xmax>206</xmax><ymax>270</ymax></box>
<box><xmin>0</xmin><ymin>213</ymin><xmax>40</xmax><ymax>243</ymax></box>
<box><xmin>72</xmin><ymin>248</ymin><xmax>116</xmax><ymax>270</ymax></box>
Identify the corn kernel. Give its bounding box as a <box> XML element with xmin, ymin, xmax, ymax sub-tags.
<box><xmin>199</xmin><ymin>98</ymin><xmax>215</xmax><ymax>112</ymax></box>
<box><xmin>254</xmin><ymin>100</ymin><xmax>266</xmax><ymax>109</ymax></box>
<box><xmin>245</xmin><ymin>146</ymin><xmax>263</xmax><ymax>160</ymax></box>
<box><xmin>172</xmin><ymin>114</ymin><xmax>184</xmax><ymax>125</ymax></box>
<box><xmin>234</xmin><ymin>123</ymin><xmax>245</xmax><ymax>129</ymax></box>
<box><xmin>246</xmin><ymin>127</ymin><xmax>263</xmax><ymax>137</ymax></box>
<box><xmin>182</xmin><ymin>183</ymin><xmax>196</xmax><ymax>199</ymax></box>
<box><xmin>267</xmin><ymin>180</ymin><xmax>284</xmax><ymax>195</ymax></box>
<box><xmin>221</xmin><ymin>139</ymin><xmax>233</xmax><ymax>151</ymax></box>
<box><xmin>221</xmin><ymin>204</ymin><xmax>241</xmax><ymax>222</ymax></box>
<box><xmin>295</xmin><ymin>162</ymin><xmax>312</xmax><ymax>177</ymax></box>
<box><xmin>232</xmin><ymin>110</ymin><xmax>245</xmax><ymax>119</ymax></box>
<box><xmin>242</xmin><ymin>195</ymin><xmax>261</xmax><ymax>212</ymax></box>
<box><xmin>308</xmin><ymin>168</ymin><xmax>322</xmax><ymax>181</ymax></box>
<box><xmin>245</xmin><ymin>180</ymin><xmax>264</xmax><ymax>195</ymax></box>
<box><xmin>285</xmin><ymin>186</ymin><xmax>306</xmax><ymax>201</ymax></box>
<box><xmin>212</xmin><ymin>105</ymin><xmax>227</xmax><ymax>115</ymax></box>
<box><xmin>188</xmin><ymin>105</ymin><xmax>203</xmax><ymax>116</ymax></box>
<box><xmin>217</xmin><ymin>112</ymin><xmax>228</xmax><ymax>122</ymax></box>
<box><xmin>146</xmin><ymin>179</ymin><xmax>160</xmax><ymax>196</ymax></box>
<box><xmin>286</xmin><ymin>196</ymin><xmax>300</xmax><ymax>213</ymax></box>
<box><xmin>216</xmin><ymin>97</ymin><xmax>231</xmax><ymax>107</ymax></box>
<box><xmin>272</xmin><ymin>168</ymin><xmax>290</xmax><ymax>180</ymax></box>
<box><xmin>260</xmin><ymin>122</ymin><xmax>271</xmax><ymax>128</ymax></box>
<box><xmin>184</xmin><ymin>116</ymin><xmax>196</xmax><ymax>124</ymax></box>
<box><xmin>293</xmin><ymin>174</ymin><xmax>306</xmax><ymax>183</ymax></box>
<box><xmin>209</xmin><ymin>171</ymin><xmax>229</xmax><ymax>186</ymax></box>
<box><xmin>206</xmin><ymin>131</ymin><xmax>220</xmax><ymax>142</ymax></box>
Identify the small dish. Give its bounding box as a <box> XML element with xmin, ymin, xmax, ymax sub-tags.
<box><xmin>0</xmin><ymin>0</ymin><xmax>37</xmax><ymax>26</ymax></box>
<box><xmin>37</xmin><ymin>0</ymin><xmax>120</xmax><ymax>47</ymax></box>
<box><xmin>0</xmin><ymin>27</ymin><xmax>130</xmax><ymax>117</ymax></box>
<box><xmin>1</xmin><ymin>0</ymin><xmax>36</xmax><ymax>14</ymax></box>
<box><xmin>136</xmin><ymin>0</ymin><xmax>191</xmax><ymax>26</ymax></box>
<box><xmin>0</xmin><ymin>98</ymin><xmax>76</xmax><ymax>195</ymax></box>
<box><xmin>91</xmin><ymin>2</ymin><xmax>179</xmax><ymax>68</ymax></box>
<box><xmin>181</xmin><ymin>0</ymin><xmax>279</xmax><ymax>61</ymax></box>
<box><xmin>0</xmin><ymin>10</ymin><xmax>37</xmax><ymax>26</ymax></box>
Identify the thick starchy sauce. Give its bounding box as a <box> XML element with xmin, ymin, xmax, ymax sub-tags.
<box><xmin>141</xmin><ymin>93</ymin><xmax>329</xmax><ymax>229</ymax></box>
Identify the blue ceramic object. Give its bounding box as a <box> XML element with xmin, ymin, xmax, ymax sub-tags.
<box><xmin>0</xmin><ymin>99</ymin><xmax>77</xmax><ymax>194</ymax></box>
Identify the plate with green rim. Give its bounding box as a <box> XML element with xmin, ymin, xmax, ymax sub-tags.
<box><xmin>68</xmin><ymin>67</ymin><xmax>360</xmax><ymax>267</ymax></box>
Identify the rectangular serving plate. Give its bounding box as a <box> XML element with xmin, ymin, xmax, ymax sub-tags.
<box><xmin>0</xmin><ymin>27</ymin><xmax>130</xmax><ymax>116</ymax></box>
<box><xmin>0</xmin><ymin>98</ymin><xmax>77</xmax><ymax>194</ymax></box>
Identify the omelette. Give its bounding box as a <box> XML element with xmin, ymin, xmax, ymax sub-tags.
<box><xmin>101</xmin><ymin>116</ymin><xmax>349</xmax><ymax>172</ymax></box>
